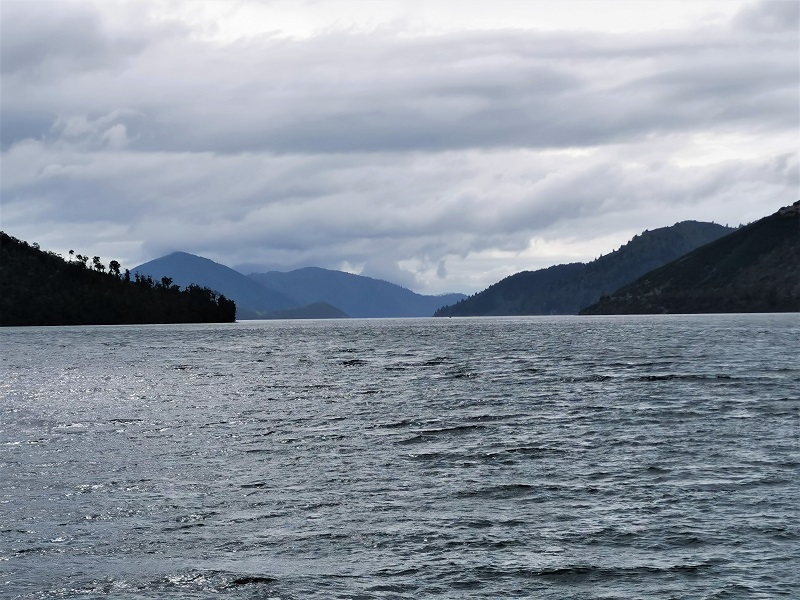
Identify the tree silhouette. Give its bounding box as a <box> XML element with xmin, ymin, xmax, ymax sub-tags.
<box><xmin>1</xmin><ymin>232</ymin><xmax>237</xmax><ymax>325</ymax></box>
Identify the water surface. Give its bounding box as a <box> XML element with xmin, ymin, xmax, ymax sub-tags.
<box><xmin>2</xmin><ymin>315</ymin><xmax>798</xmax><ymax>598</ymax></box>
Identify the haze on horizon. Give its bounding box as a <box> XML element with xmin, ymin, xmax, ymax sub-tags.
<box><xmin>1</xmin><ymin>0</ymin><xmax>797</xmax><ymax>295</ymax></box>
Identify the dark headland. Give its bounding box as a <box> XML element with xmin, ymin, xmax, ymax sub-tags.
<box><xmin>581</xmin><ymin>201</ymin><xmax>800</xmax><ymax>314</ymax></box>
<box><xmin>0</xmin><ymin>232</ymin><xmax>236</xmax><ymax>326</ymax></box>
<box><xmin>435</xmin><ymin>220</ymin><xmax>734</xmax><ymax>316</ymax></box>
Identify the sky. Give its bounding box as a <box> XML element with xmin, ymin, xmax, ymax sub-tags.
<box><xmin>1</xmin><ymin>0</ymin><xmax>798</xmax><ymax>295</ymax></box>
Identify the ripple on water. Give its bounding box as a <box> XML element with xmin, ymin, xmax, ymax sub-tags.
<box><xmin>2</xmin><ymin>315</ymin><xmax>798</xmax><ymax>599</ymax></box>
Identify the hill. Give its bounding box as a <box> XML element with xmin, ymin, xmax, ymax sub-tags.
<box><xmin>133</xmin><ymin>252</ymin><xmax>298</xmax><ymax>319</ymax></box>
<box><xmin>249</xmin><ymin>267</ymin><xmax>466</xmax><ymax>318</ymax></box>
<box><xmin>581</xmin><ymin>202</ymin><xmax>800</xmax><ymax>314</ymax></box>
<box><xmin>436</xmin><ymin>221</ymin><xmax>734</xmax><ymax>316</ymax></box>
<box><xmin>0</xmin><ymin>233</ymin><xmax>235</xmax><ymax>326</ymax></box>
<box><xmin>261</xmin><ymin>302</ymin><xmax>349</xmax><ymax>320</ymax></box>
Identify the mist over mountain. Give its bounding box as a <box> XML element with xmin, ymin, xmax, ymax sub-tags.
<box><xmin>249</xmin><ymin>267</ymin><xmax>466</xmax><ymax>318</ymax></box>
<box><xmin>435</xmin><ymin>221</ymin><xmax>734</xmax><ymax>316</ymax></box>
<box><xmin>581</xmin><ymin>202</ymin><xmax>800</xmax><ymax>314</ymax></box>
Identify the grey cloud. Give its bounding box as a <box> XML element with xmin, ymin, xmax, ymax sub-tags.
<box><xmin>0</xmin><ymin>2</ymin><xmax>183</xmax><ymax>147</ymax></box>
<box><xmin>733</xmin><ymin>1</ymin><xmax>800</xmax><ymax>33</ymax></box>
<box><xmin>3</xmin><ymin>5</ymin><xmax>796</xmax><ymax>154</ymax></box>
<box><xmin>630</xmin><ymin>54</ymin><xmax>797</xmax><ymax>114</ymax></box>
<box><xmin>0</xmin><ymin>1</ymin><xmax>182</xmax><ymax>77</ymax></box>
<box><xmin>1</xmin><ymin>1</ymin><xmax>109</xmax><ymax>75</ymax></box>
<box><xmin>0</xmin><ymin>111</ymin><xmax>52</xmax><ymax>151</ymax></box>
<box><xmin>360</xmin><ymin>256</ymin><xmax>420</xmax><ymax>289</ymax></box>
<box><xmin>4</xmin><ymin>135</ymin><xmax>794</xmax><ymax>245</ymax></box>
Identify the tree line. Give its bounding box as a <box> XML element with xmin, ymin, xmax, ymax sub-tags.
<box><xmin>1</xmin><ymin>232</ymin><xmax>236</xmax><ymax>326</ymax></box>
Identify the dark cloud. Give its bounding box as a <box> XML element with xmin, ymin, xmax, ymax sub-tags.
<box><xmin>0</xmin><ymin>1</ymin><xmax>182</xmax><ymax>76</ymax></box>
<box><xmin>0</xmin><ymin>1</ymin><xmax>183</xmax><ymax>148</ymax></box>
<box><xmin>3</xmin><ymin>11</ymin><xmax>795</xmax><ymax>153</ymax></box>
<box><xmin>1</xmin><ymin>1</ymin><xmax>113</xmax><ymax>76</ymax></box>
<box><xmin>733</xmin><ymin>0</ymin><xmax>800</xmax><ymax>33</ymax></box>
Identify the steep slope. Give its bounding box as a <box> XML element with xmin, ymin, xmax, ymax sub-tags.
<box><xmin>436</xmin><ymin>221</ymin><xmax>734</xmax><ymax>316</ymax></box>
<box><xmin>581</xmin><ymin>202</ymin><xmax>800</xmax><ymax>314</ymax></box>
<box><xmin>438</xmin><ymin>263</ymin><xmax>585</xmax><ymax>316</ymax></box>
<box><xmin>134</xmin><ymin>252</ymin><xmax>298</xmax><ymax>318</ymax></box>
<box><xmin>249</xmin><ymin>267</ymin><xmax>466</xmax><ymax>318</ymax></box>
<box><xmin>1</xmin><ymin>233</ymin><xmax>235</xmax><ymax>326</ymax></box>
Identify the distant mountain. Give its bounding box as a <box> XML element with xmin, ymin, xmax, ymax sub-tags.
<box><xmin>435</xmin><ymin>220</ymin><xmax>734</xmax><ymax>316</ymax></box>
<box><xmin>134</xmin><ymin>253</ymin><xmax>465</xmax><ymax>319</ymax></box>
<box><xmin>249</xmin><ymin>267</ymin><xmax>466</xmax><ymax>318</ymax></box>
<box><xmin>1</xmin><ymin>233</ymin><xmax>235</xmax><ymax>326</ymax></box>
<box><xmin>581</xmin><ymin>202</ymin><xmax>800</xmax><ymax>314</ymax></box>
<box><xmin>134</xmin><ymin>252</ymin><xmax>297</xmax><ymax>319</ymax></box>
<box><xmin>261</xmin><ymin>302</ymin><xmax>349</xmax><ymax>320</ymax></box>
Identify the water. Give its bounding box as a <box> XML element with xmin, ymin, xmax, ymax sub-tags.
<box><xmin>2</xmin><ymin>315</ymin><xmax>798</xmax><ymax>599</ymax></box>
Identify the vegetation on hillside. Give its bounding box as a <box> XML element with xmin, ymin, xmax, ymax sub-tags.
<box><xmin>436</xmin><ymin>221</ymin><xmax>733</xmax><ymax>316</ymax></box>
<box><xmin>581</xmin><ymin>202</ymin><xmax>800</xmax><ymax>314</ymax></box>
<box><xmin>1</xmin><ymin>232</ymin><xmax>236</xmax><ymax>326</ymax></box>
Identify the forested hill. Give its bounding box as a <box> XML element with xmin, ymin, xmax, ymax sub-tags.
<box><xmin>581</xmin><ymin>202</ymin><xmax>800</xmax><ymax>314</ymax></box>
<box><xmin>0</xmin><ymin>233</ymin><xmax>236</xmax><ymax>326</ymax></box>
<box><xmin>435</xmin><ymin>220</ymin><xmax>733</xmax><ymax>316</ymax></box>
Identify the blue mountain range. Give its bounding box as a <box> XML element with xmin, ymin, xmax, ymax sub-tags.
<box><xmin>133</xmin><ymin>253</ymin><xmax>466</xmax><ymax>319</ymax></box>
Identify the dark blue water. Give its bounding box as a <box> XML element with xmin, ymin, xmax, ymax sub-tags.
<box><xmin>2</xmin><ymin>315</ymin><xmax>798</xmax><ymax>599</ymax></box>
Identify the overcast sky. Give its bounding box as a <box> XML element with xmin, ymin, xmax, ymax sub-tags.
<box><xmin>1</xmin><ymin>0</ymin><xmax>797</xmax><ymax>294</ymax></box>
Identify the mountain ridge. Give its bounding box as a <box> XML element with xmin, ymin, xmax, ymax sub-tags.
<box><xmin>580</xmin><ymin>202</ymin><xmax>800</xmax><ymax>314</ymax></box>
<box><xmin>134</xmin><ymin>254</ymin><xmax>466</xmax><ymax>318</ymax></box>
<box><xmin>249</xmin><ymin>266</ymin><xmax>466</xmax><ymax>318</ymax></box>
<box><xmin>435</xmin><ymin>220</ymin><xmax>734</xmax><ymax>316</ymax></box>
<box><xmin>133</xmin><ymin>252</ymin><xmax>297</xmax><ymax>318</ymax></box>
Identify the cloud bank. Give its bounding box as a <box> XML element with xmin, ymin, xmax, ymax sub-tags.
<box><xmin>1</xmin><ymin>0</ymin><xmax>797</xmax><ymax>293</ymax></box>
